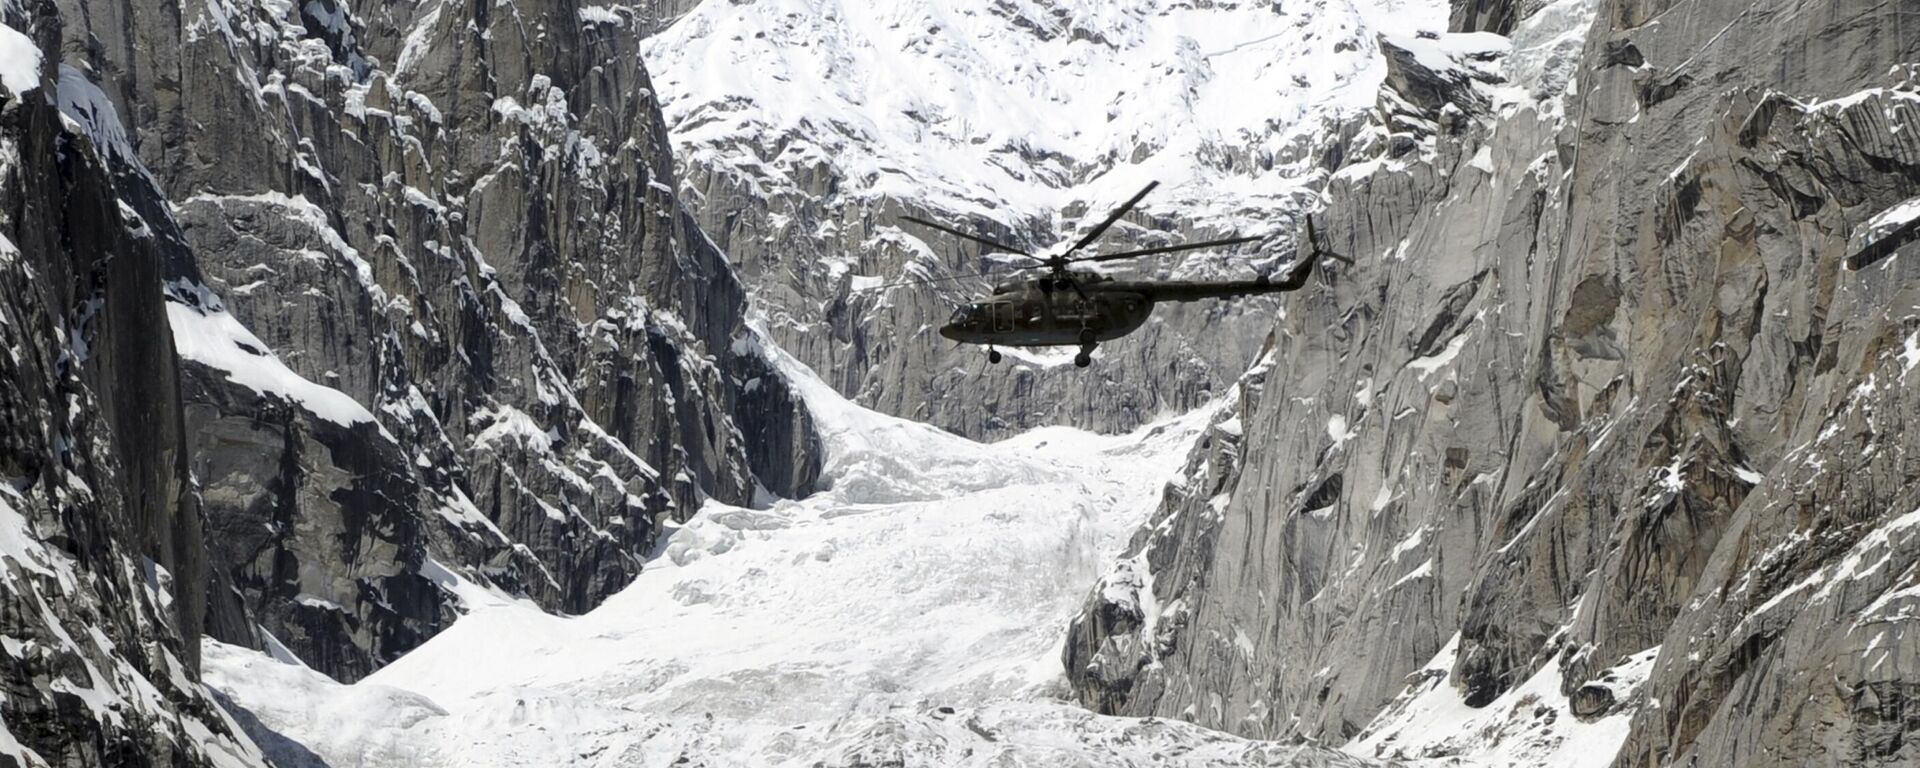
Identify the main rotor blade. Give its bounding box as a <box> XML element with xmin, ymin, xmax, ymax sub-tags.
<box><xmin>899</xmin><ymin>216</ymin><xmax>1034</xmax><ymax>258</ymax></box>
<box><xmin>1063</xmin><ymin>181</ymin><xmax>1160</xmax><ymax>257</ymax></box>
<box><xmin>1071</xmin><ymin>234</ymin><xmax>1266</xmax><ymax>264</ymax></box>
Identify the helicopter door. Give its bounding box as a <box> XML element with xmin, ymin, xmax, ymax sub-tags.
<box><xmin>991</xmin><ymin>302</ymin><xmax>1014</xmax><ymax>333</ymax></box>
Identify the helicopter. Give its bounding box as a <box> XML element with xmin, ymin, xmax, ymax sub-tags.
<box><xmin>899</xmin><ymin>181</ymin><xmax>1343</xmax><ymax>368</ymax></box>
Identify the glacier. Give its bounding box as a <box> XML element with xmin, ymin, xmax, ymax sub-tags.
<box><xmin>201</xmin><ymin>345</ymin><xmax>1368</xmax><ymax>766</ymax></box>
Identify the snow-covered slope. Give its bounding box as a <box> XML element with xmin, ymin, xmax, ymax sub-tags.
<box><xmin>648</xmin><ymin>0</ymin><xmax>1443</xmax><ymax>229</ymax></box>
<box><xmin>203</xmin><ymin>348</ymin><xmax>1376</xmax><ymax>767</ymax></box>
<box><xmin>645</xmin><ymin>0</ymin><xmax>1452</xmax><ymax>439</ymax></box>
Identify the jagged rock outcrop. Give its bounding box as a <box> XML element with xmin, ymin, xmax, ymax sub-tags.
<box><xmin>20</xmin><ymin>0</ymin><xmax>824</xmax><ymax>685</ymax></box>
<box><xmin>0</xmin><ymin>3</ymin><xmax>264</xmax><ymax>764</ymax></box>
<box><xmin>1069</xmin><ymin>0</ymin><xmax>1920</xmax><ymax>765</ymax></box>
<box><xmin>2</xmin><ymin>0</ymin><xmax>821</xmax><ymax>761</ymax></box>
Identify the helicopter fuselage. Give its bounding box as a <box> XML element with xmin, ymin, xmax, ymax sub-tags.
<box><xmin>938</xmin><ymin>280</ymin><xmax>1153</xmax><ymax>347</ymax></box>
<box><xmin>902</xmin><ymin>180</ymin><xmax>1336</xmax><ymax>368</ymax></box>
<box><xmin>937</xmin><ymin>265</ymin><xmax>1310</xmax><ymax>349</ymax></box>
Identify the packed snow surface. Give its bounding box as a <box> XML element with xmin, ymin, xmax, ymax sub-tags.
<box><xmin>206</xmin><ymin>350</ymin><xmax>1375</xmax><ymax>766</ymax></box>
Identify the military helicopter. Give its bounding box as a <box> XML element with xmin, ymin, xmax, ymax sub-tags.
<box><xmin>900</xmin><ymin>181</ymin><xmax>1341</xmax><ymax>368</ymax></box>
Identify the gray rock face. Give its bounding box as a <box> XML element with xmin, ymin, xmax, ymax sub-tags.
<box><xmin>0</xmin><ymin>3</ymin><xmax>263</xmax><ymax>764</ymax></box>
<box><xmin>185</xmin><ymin>367</ymin><xmax>441</xmax><ymax>682</ymax></box>
<box><xmin>20</xmin><ymin>0</ymin><xmax>824</xmax><ymax>686</ymax></box>
<box><xmin>3</xmin><ymin>0</ymin><xmax>818</xmax><ymax>761</ymax></box>
<box><xmin>1068</xmin><ymin>0</ymin><xmax>1920</xmax><ymax>764</ymax></box>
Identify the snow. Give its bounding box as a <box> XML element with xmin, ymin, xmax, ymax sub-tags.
<box><xmin>1491</xmin><ymin>0</ymin><xmax>1599</xmax><ymax>114</ymax></box>
<box><xmin>1867</xmin><ymin>196</ymin><xmax>1920</xmax><ymax>232</ymax></box>
<box><xmin>1658</xmin><ymin>455</ymin><xmax>1687</xmax><ymax>495</ymax></box>
<box><xmin>203</xmin><ymin>339</ymin><xmax>1332</xmax><ymax>766</ymax></box>
<box><xmin>1350</xmin><ymin>636</ymin><xmax>1648</xmax><ymax>767</ymax></box>
<box><xmin>394</xmin><ymin>0</ymin><xmax>443</xmax><ymax>76</ymax></box>
<box><xmin>1389</xmin><ymin>526</ymin><xmax>1428</xmax><ymax>563</ymax></box>
<box><xmin>417</xmin><ymin>557</ymin><xmax>534</xmax><ymax>612</ymax></box>
<box><xmin>0</xmin><ymin>22</ymin><xmax>39</xmax><ymax>97</ymax></box>
<box><xmin>0</xmin><ymin>713</ymin><xmax>45</xmax><ymax>768</ymax></box>
<box><xmin>1370</xmin><ymin>484</ymin><xmax>1397</xmax><ymax>513</ymax></box>
<box><xmin>293</xmin><ymin>594</ymin><xmax>342</xmax><ymax>612</ymax></box>
<box><xmin>1381</xmin><ymin>31</ymin><xmax>1509</xmax><ymax>77</ymax></box>
<box><xmin>471</xmin><ymin>405</ymin><xmax>556</xmax><ymax>453</ymax></box>
<box><xmin>577</xmin><ymin>5</ymin><xmax>625</xmax><ymax>26</ymax></box>
<box><xmin>1746</xmin><ymin>572</ymin><xmax>1824</xmax><ymax>624</ymax></box>
<box><xmin>643</xmin><ymin>0</ymin><xmax>1451</xmax><ymax>234</ymax></box>
<box><xmin>1856</xmin><ymin>194</ymin><xmax>1920</xmax><ymax>260</ymax></box>
<box><xmin>166</xmin><ymin>301</ymin><xmax>382</xmax><ymax>429</ymax></box>
<box><xmin>1407</xmin><ymin>333</ymin><xmax>1469</xmax><ymax>382</ymax></box>
<box><xmin>57</xmin><ymin>65</ymin><xmax>140</xmax><ymax>166</ymax></box>
<box><xmin>203</xmin><ymin>641</ymin><xmax>451</xmax><ymax>766</ymax></box>
<box><xmin>996</xmin><ymin>344</ymin><xmax>1084</xmax><ymax>368</ymax></box>
<box><xmin>184</xmin><ymin>192</ymin><xmax>390</xmax><ymax>307</ymax></box>
<box><xmin>1469</xmin><ymin>145</ymin><xmax>1495</xmax><ymax>173</ymax></box>
<box><xmin>1328</xmin><ymin>413</ymin><xmax>1359</xmax><ymax>446</ymax></box>
<box><xmin>1804</xmin><ymin>87</ymin><xmax>1920</xmax><ymax>114</ymax></box>
<box><xmin>1817</xmin><ymin>506</ymin><xmax>1920</xmax><ymax>600</ymax></box>
<box><xmin>1391</xmin><ymin>559</ymin><xmax>1433</xmax><ymax>589</ymax></box>
<box><xmin>0</xmin><ymin>489</ymin><xmax>75</xmax><ymax>587</ymax></box>
<box><xmin>1587</xmin><ymin>647</ymin><xmax>1660</xmax><ymax>702</ymax></box>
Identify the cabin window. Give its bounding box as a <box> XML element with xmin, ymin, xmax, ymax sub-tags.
<box><xmin>991</xmin><ymin>302</ymin><xmax>1014</xmax><ymax>332</ymax></box>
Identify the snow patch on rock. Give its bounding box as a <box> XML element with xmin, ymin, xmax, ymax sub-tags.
<box><xmin>166</xmin><ymin>301</ymin><xmax>382</xmax><ymax>429</ymax></box>
<box><xmin>0</xmin><ymin>22</ymin><xmax>38</xmax><ymax>97</ymax></box>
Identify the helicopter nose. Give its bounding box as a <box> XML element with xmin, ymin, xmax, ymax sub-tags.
<box><xmin>938</xmin><ymin>322</ymin><xmax>963</xmax><ymax>341</ymax></box>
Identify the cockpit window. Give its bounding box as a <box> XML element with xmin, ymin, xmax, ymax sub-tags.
<box><xmin>948</xmin><ymin>306</ymin><xmax>973</xmax><ymax>325</ymax></box>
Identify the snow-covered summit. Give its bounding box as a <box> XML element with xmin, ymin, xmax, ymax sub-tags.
<box><xmin>644</xmin><ymin>0</ymin><xmax>1449</xmax><ymax>230</ymax></box>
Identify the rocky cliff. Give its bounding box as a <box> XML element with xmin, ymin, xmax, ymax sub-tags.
<box><xmin>1068</xmin><ymin>0</ymin><xmax>1920</xmax><ymax>765</ymax></box>
<box><xmin>2</xmin><ymin>0</ymin><xmax>817</xmax><ymax>761</ymax></box>
<box><xmin>0</xmin><ymin>2</ymin><xmax>262</xmax><ymax>764</ymax></box>
<box><xmin>85</xmin><ymin>0</ymin><xmax>814</xmax><ymax>681</ymax></box>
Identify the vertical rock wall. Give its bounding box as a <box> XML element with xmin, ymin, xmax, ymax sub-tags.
<box><xmin>0</xmin><ymin>2</ymin><xmax>264</xmax><ymax>764</ymax></box>
<box><xmin>1</xmin><ymin>0</ymin><xmax>820</xmax><ymax>761</ymax></box>
<box><xmin>46</xmin><ymin>0</ymin><xmax>819</xmax><ymax>682</ymax></box>
<box><xmin>1069</xmin><ymin>0</ymin><xmax>1920</xmax><ymax>765</ymax></box>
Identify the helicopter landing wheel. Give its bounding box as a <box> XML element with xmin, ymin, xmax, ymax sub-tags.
<box><xmin>1074</xmin><ymin>342</ymin><xmax>1095</xmax><ymax>368</ymax></box>
<box><xmin>988</xmin><ymin>349</ymin><xmax>1003</xmax><ymax>364</ymax></box>
<box><xmin>1078</xmin><ymin>328</ymin><xmax>1097</xmax><ymax>346</ymax></box>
